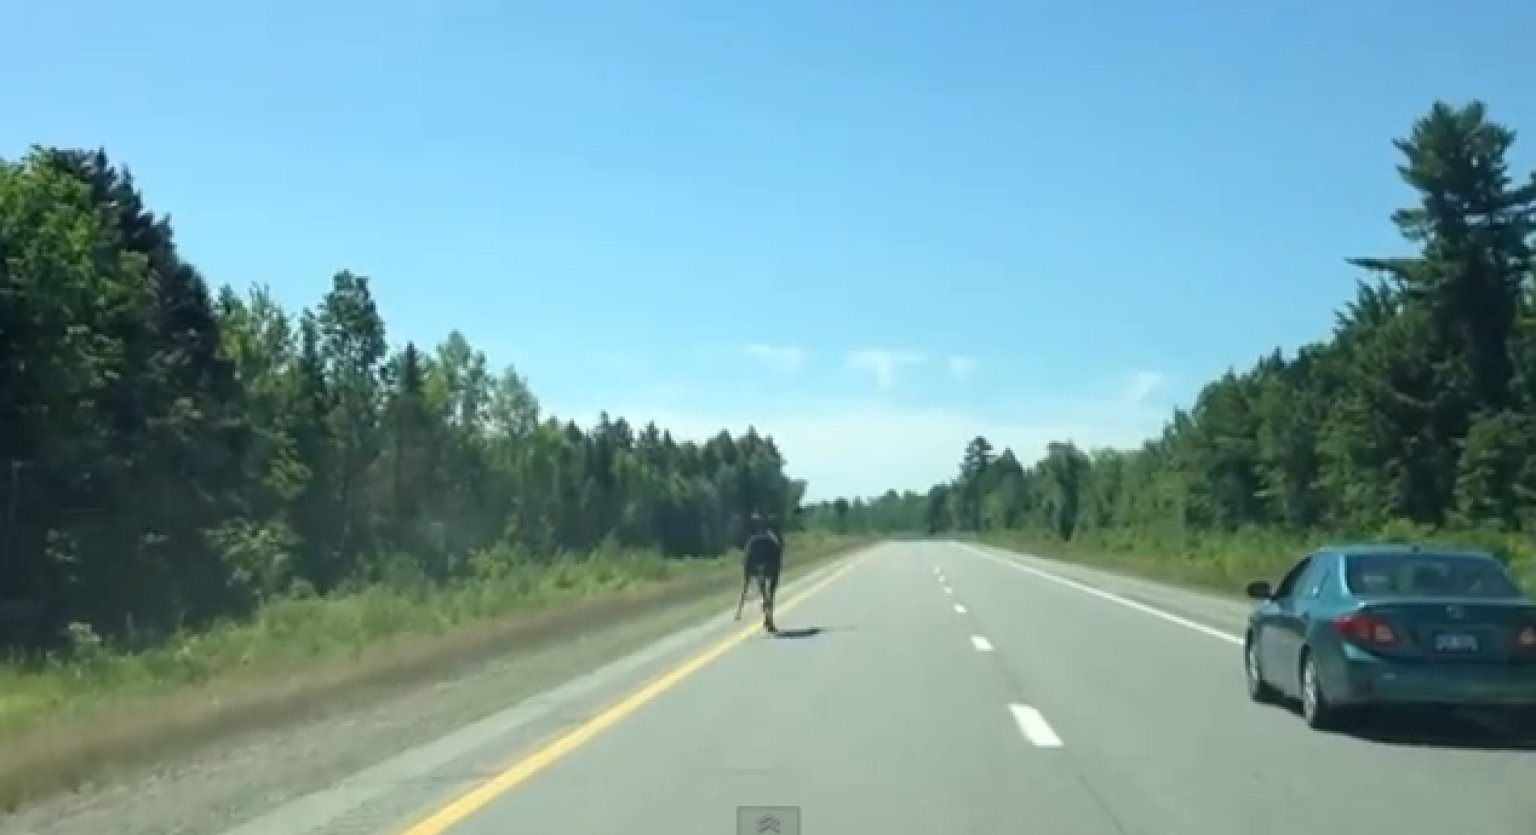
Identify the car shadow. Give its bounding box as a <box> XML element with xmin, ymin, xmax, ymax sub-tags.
<box><xmin>1330</xmin><ymin>706</ymin><xmax>1536</xmax><ymax>751</ymax></box>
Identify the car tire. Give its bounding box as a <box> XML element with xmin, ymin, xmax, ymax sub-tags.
<box><xmin>1299</xmin><ymin>649</ymin><xmax>1347</xmax><ymax>731</ymax></box>
<box><xmin>1245</xmin><ymin>633</ymin><xmax>1279</xmax><ymax>704</ymax></box>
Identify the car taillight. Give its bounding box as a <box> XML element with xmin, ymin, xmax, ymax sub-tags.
<box><xmin>1517</xmin><ymin>626</ymin><xmax>1536</xmax><ymax>649</ymax></box>
<box><xmin>1333</xmin><ymin>613</ymin><xmax>1398</xmax><ymax>646</ymax></box>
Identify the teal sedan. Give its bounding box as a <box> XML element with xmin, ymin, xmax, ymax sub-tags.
<box><xmin>1243</xmin><ymin>544</ymin><xmax>1536</xmax><ymax>731</ymax></box>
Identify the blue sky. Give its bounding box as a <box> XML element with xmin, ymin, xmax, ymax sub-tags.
<box><xmin>5</xmin><ymin>1</ymin><xmax>1535</xmax><ymax>501</ymax></box>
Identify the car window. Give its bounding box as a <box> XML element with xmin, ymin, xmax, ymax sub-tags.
<box><xmin>1289</xmin><ymin>557</ymin><xmax>1328</xmax><ymax>599</ymax></box>
<box><xmin>1343</xmin><ymin>552</ymin><xmax>1522</xmax><ymax>598</ymax></box>
<box><xmin>1316</xmin><ymin>562</ymin><xmax>1347</xmax><ymax>600</ymax></box>
<box><xmin>1272</xmin><ymin>555</ymin><xmax>1314</xmax><ymax>599</ymax></box>
<box><xmin>1302</xmin><ymin>561</ymin><xmax>1334</xmax><ymax>599</ymax></box>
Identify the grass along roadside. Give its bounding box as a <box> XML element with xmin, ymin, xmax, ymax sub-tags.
<box><xmin>967</xmin><ymin>530</ymin><xmax>1299</xmax><ymax>599</ymax></box>
<box><xmin>0</xmin><ymin>533</ymin><xmax>871</xmax><ymax>812</ymax></box>
<box><xmin>967</xmin><ymin>524</ymin><xmax>1536</xmax><ymax>600</ymax></box>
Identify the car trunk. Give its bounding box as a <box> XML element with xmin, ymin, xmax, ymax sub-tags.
<box><xmin>1352</xmin><ymin>597</ymin><xmax>1536</xmax><ymax>663</ymax></box>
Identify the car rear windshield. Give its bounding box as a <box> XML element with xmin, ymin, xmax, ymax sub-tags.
<box><xmin>1343</xmin><ymin>553</ymin><xmax>1522</xmax><ymax>598</ymax></box>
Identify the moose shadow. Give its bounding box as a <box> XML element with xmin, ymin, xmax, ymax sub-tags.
<box><xmin>764</xmin><ymin>625</ymin><xmax>858</xmax><ymax>640</ymax></box>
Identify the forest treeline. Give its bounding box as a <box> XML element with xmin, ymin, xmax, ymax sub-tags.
<box><xmin>804</xmin><ymin>100</ymin><xmax>1536</xmax><ymax>583</ymax></box>
<box><xmin>0</xmin><ymin>148</ymin><xmax>806</xmax><ymax>654</ymax></box>
<box><xmin>6</xmin><ymin>97</ymin><xmax>1530</xmax><ymax>658</ymax></box>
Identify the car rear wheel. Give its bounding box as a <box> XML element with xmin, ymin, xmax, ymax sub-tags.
<box><xmin>1299</xmin><ymin>649</ymin><xmax>1347</xmax><ymax>731</ymax></box>
<box><xmin>1245</xmin><ymin>634</ymin><xmax>1279</xmax><ymax>704</ymax></box>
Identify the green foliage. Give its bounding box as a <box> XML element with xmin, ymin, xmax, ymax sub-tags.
<box><xmin>0</xmin><ymin>145</ymin><xmax>809</xmax><ymax>661</ymax></box>
<box><xmin>0</xmin><ymin>531</ymin><xmax>855</xmax><ymax>745</ymax></box>
<box><xmin>812</xmin><ymin>100</ymin><xmax>1536</xmax><ymax>590</ymax></box>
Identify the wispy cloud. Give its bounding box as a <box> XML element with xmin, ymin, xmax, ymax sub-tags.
<box><xmin>1119</xmin><ymin>369</ymin><xmax>1167</xmax><ymax>408</ymax></box>
<box><xmin>541</xmin><ymin>353</ymin><xmax>1177</xmax><ymax>502</ymax></box>
<box><xmin>744</xmin><ymin>343</ymin><xmax>806</xmax><ymax>375</ymax></box>
<box><xmin>846</xmin><ymin>349</ymin><xmax>926</xmax><ymax>389</ymax></box>
<box><xmin>947</xmin><ymin>356</ymin><xmax>978</xmax><ymax>381</ymax></box>
<box><xmin>565</xmin><ymin>395</ymin><xmax>1164</xmax><ymax>502</ymax></box>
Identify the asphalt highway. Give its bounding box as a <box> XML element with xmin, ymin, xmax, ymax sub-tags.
<box><xmin>225</xmin><ymin>541</ymin><xmax>1536</xmax><ymax>835</ymax></box>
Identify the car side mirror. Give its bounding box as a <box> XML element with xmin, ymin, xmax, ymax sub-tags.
<box><xmin>1245</xmin><ymin>580</ymin><xmax>1273</xmax><ymax>600</ymax></box>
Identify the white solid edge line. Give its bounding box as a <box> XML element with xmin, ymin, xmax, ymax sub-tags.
<box><xmin>954</xmin><ymin>603</ymin><xmax>967</xmax><ymax>614</ymax></box>
<box><xmin>971</xmin><ymin>635</ymin><xmax>994</xmax><ymax>651</ymax></box>
<box><xmin>956</xmin><ymin>543</ymin><xmax>1244</xmax><ymax>646</ymax></box>
<box><xmin>1009</xmin><ymin>704</ymin><xmax>1064</xmax><ymax>748</ymax></box>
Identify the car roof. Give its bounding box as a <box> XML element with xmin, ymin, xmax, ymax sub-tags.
<box><xmin>1320</xmin><ymin>543</ymin><xmax>1499</xmax><ymax>561</ymax></box>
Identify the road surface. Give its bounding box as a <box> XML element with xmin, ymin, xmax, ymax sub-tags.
<box><xmin>224</xmin><ymin>541</ymin><xmax>1536</xmax><ymax>835</ymax></box>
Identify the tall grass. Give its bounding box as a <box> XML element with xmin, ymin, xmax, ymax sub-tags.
<box><xmin>0</xmin><ymin>543</ymin><xmax>682</xmax><ymax>740</ymax></box>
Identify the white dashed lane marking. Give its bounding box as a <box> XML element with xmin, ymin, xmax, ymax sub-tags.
<box><xmin>1009</xmin><ymin>704</ymin><xmax>1064</xmax><ymax>748</ymax></box>
<box><xmin>934</xmin><ymin>562</ymin><xmax>1062</xmax><ymax>750</ymax></box>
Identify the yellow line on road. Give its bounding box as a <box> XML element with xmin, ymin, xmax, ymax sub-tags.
<box><xmin>398</xmin><ymin>552</ymin><xmax>870</xmax><ymax>835</ymax></box>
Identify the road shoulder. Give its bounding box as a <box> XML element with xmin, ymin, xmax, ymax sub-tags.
<box><xmin>0</xmin><ymin>548</ymin><xmax>865</xmax><ymax>835</ymax></box>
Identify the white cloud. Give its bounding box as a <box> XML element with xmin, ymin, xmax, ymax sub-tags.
<box><xmin>544</xmin><ymin>355</ymin><xmax>1177</xmax><ymax>503</ymax></box>
<box><xmin>947</xmin><ymin>356</ymin><xmax>978</xmax><ymax>381</ymax></box>
<box><xmin>846</xmin><ymin>349</ymin><xmax>926</xmax><ymax>389</ymax></box>
<box><xmin>1120</xmin><ymin>369</ymin><xmax>1167</xmax><ymax>408</ymax></box>
<box><xmin>552</xmin><ymin>373</ymin><xmax>1173</xmax><ymax>502</ymax></box>
<box><xmin>744</xmin><ymin>344</ymin><xmax>806</xmax><ymax>375</ymax></box>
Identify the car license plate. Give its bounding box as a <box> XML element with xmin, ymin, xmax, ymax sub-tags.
<box><xmin>1434</xmin><ymin>632</ymin><xmax>1479</xmax><ymax>652</ymax></box>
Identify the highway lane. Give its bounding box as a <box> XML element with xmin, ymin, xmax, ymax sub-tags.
<box><xmin>408</xmin><ymin>542</ymin><xmax>1118</xmax><ymax>835</ymax></box>
<box><xmin>360</xmin><ymin>539</ymin><xmax>1536</xmax><ymax>834</ymax></box>
<box><xmin>946</xmin><ymin>541</ymin><xmax>1536</xmax><ymax>835</ymax></box>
